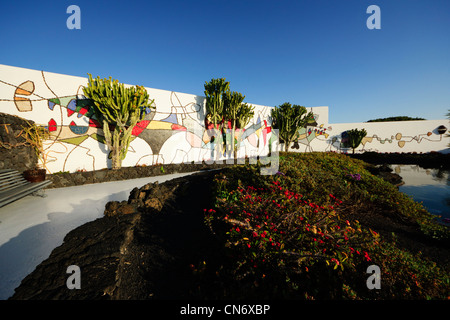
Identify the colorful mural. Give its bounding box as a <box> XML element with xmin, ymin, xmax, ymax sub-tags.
<box><xmin>326</xmin><ymin>128</ymin><xmax>448</xmax><ymax>153</ymax></box>
<box><xmin>0</xmin><ymin>64</ymin><xmax>448</xmax><ymax>173</ymax></box>
<box><xmin>0</xmin><ymin>65</ymin><xmax>276</xmax><ymax>173</ymax></box>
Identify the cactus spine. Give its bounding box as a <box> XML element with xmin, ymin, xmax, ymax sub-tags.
<box><xmin>83</xmin><ymin>74</ymin><xmax>155</xmax><ymax>169</ymax></box>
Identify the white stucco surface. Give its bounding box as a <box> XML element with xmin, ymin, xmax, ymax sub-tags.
<box><xmin>0</xmin><ymin>172</ymin><xmax>197</xmax><ymax>300</ymax></box>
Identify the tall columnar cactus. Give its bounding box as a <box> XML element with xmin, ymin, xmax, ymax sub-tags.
<box><xmin>204</xmin><ymin>78</ymin><xmax>255</xmax><ymax>160</ymax></box>
<box><xmin>345</xmin><ymin>128</ymin><xmax>368</xmax><ymax>154</ymax></box>
<box><xmin>271</xmin><ymin>102</ymin><xmax>314</xmax><ymax>152</ymax></box>
<box><xmin>224</xmin><ymin>91</ymin><xmax>254</xmax><ymax>157</ymax></box>
<box><xmin>204</xmin><ymin>78</ymin><xmax>230</xmax><ymax>127</ymax></box>
<box><xmin>83</xmin><ymin>74</ymin><xmax>155</xmax><ymax>169</ymax></box>
<box><xmin>204</xmin><ymin>78</ymin><xmax>230</xmax><ymax>157</ymax></box>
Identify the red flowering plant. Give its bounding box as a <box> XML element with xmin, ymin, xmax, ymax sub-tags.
<box><xmin>204</xmin><ymin>167</ymin><xmax>379</xmax><ymax>291</ymax></box>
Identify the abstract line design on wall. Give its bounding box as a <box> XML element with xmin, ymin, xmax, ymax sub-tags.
<box><xmin>291</xmin><ymin>113</ymin><xmax>329</xmax><ymax>152</ymax></box>
<box><xmin>2</xmin><ymin>73</ymin><xmax>273</xmax><ymax>171</ymax></box>
<box><xmin>327</xmin><ymin>129</ymin><xmax>447</xmax><ymax>153</ymax></box>
<box><xmin>2</xmin><ymin>65</ymin><xmax>447</xmax><ymax>173</ymax></box>
<box><xmin>360</xmin><ymin>131</ymin><xmax>444</xmax><ymax>150</ymax></box>
<box><xmin>14</xmin><ymin>80</ymin><xmax>35</xmax><ymax>112</ymax></box>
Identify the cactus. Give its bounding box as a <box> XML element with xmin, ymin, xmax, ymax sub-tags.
<box><xmin>83</xmin><ymin>74</ymin><xmax>155</xmax><ymax>169</ymax></box>
<box><xmin>204</xmin><ymin>78</ymin><xmax>229</xmax><ymax>157</ymax></box>
<box><xmin>236</xmin><ymin>102</ymin><xmax>255</xmax><ymax>130</ymax></box>
<box><xmin>224</xmin><ymin>91</ymin><xmax>254</xmax><ymax>157</ymax></box>
<box><xmin>204</xmin><ymin>78</ymin><xmax>255</xmax><ymax>160</ymax></box>
<box><xmin>271</xmin><ymin>102</ymin><xmax>314</xmax><ymax>152</ymax></box>
<box><xmin>204</xmin><ymin>78</ymin><xmax>229</xmax><ymax>127</ymax></box>
<box><xmin>345</xmin><ymin>128</ymin><xmax>368</xmax><ymax>154</ymax></box>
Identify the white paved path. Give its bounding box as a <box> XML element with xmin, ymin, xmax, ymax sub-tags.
<box><xmin>0</xmin><ymin>172</ymin><xmax>198</xmax><ymax>299</ymax></box>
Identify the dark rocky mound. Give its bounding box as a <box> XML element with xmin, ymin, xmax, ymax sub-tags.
<box><xmin>46</xmin><ymin>162</ymin><xmax>235</xmax><ymax>189</ymax></box>
<box><xmin>10</xmin><ymin>170</ymin><xmax>227</xmax><ymax>300</ymax></box>
<box><xmin>366</xmin><ymin>163</ymin><xmax>404</xmax><ymax>187</ymax></box>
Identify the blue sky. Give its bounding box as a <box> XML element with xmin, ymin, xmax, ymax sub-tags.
<box><xmin>0</xmin><ymin>0</ymin><xmax>449</xmax><ymax>123</ymax></box>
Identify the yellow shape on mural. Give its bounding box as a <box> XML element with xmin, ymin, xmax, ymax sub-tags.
<box><xmin>14</xmin><ymin>80</ymin><xmax>35</xmax><ymax>112</ymax></box>
<box><xmin>298</xmin><ymin>133</ymin><xmax>307</xmax><ymax>140</ymax></box>
<box><xmin>147</xmin><ymin>120</ymin><xmax>173</xmax><ymax>130</ymax></box>
<box><xmin>362</xmin><ymin>137</ymin><xmax>373</xmax><ymax>145</ymax></box>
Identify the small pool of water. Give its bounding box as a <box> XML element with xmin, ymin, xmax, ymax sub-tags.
<box><xmin>389</xmin><ymin>164</ymin><xmax>450</xmax><ymax>224</ymax></box>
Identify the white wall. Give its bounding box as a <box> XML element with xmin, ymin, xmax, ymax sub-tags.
<box><xmin>1</xmin><ymin>64</ymin><xmax>448</xmax><ymax>174</ymax></box>
<box><xmin>326</xmin><ymin>120</ymin><xmax>449</xmax><ymax>154</ymax></box>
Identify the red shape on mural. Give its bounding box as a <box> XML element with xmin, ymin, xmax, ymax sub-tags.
<box><xmin>89</xmin><ymin>119</ymin><xmax>101</xmax><ymax>128</ymax></box>
<box><xmin>48</xmin><ymin>118</ymin><xmax>57</xmax><ymax>132</ymax></box>
<box><xmin>171</xmin><ymin>123</ymin><xmax>186</xmax><ymax>131</ymax></box>
<box><xmin>79</xmin><ymin>107</ymin><xmax>88</xmax><ymax>115</ymax></box>
<box><xmin>132</xmin><ymin>120</ymin><xmax>150</xmax><ymax>136</ymax></box>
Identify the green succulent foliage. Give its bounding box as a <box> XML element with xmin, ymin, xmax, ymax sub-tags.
<box><xmin>344</xmin><ymin>128</ymin><xmax>368</xmax><ymax>154</ymax></box>
<box><xmin>204</xmin><ymin>78</ymin><xmax>255</xmax><ymax>159</ymax></box>
<box><xmin>224</xmin><ymin>91</ymin><xmax>245</xmax><ymax>128</ymax></box>
<box><xmin>204</xmin><ymin>78</ymin><xmax>230</xmax><ymax>126</ymax></box>
<box><xmin>83</xmin><ymin>74</ymin><xmax>155</xmax><ymax>169</ymax></box>
<box><xmin>224</xmin><ymin>91</ymin><xmax>255</xmax><ymax>129</ymax></box>
<box><xmin>236</xmin><ymin>102</ymin><xmax>255</xmax><ymax>129</ymax></box>
<box><xmin>271</xmin><ymin>102</ymin><xmax>314</xmax><ymax>152</ymax></box>
<box><xmin>223</xmin><ymin>91</ymin><xmax>255</xmax><ymax>156</ymax></box>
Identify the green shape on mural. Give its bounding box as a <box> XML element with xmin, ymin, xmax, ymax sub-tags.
<box><xmin>48</xmin><ymin>97</ymin><xmax>60</xmax><ymax>105</ymax></box>
<box><xmin>59</xmin><ymin>135</ymin><xmax>89</xmax><ymax>145</ymax></box>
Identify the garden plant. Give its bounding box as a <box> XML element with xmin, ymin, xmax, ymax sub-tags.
<box><xmin>83</xmin><ymin>74</ymin><xmax>155</xmax><ymax>169</ymax></box>
<box><xmin>201</xmin><ymin>152</ymin><xmax>449</xmax><ymax>299</ymax></box>
<box><xmin>344</xmin><ymin>128</ymin><xmax>368</xmax><ymax>154</ymax></box>
<box><xmin>204</xmin><ymin>78</ymin><xmax>254</xmax><ymax>160</ymax></box>
<box><xmin>270</xmin><ymin>103</ymin><xmax>314</xmax><ymax>152</ymax></box>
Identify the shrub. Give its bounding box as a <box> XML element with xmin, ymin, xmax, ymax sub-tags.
<box><xmin>202</xmin><ymin>152</ymin><xmax>450</xmax><ymax>299</ymax></box>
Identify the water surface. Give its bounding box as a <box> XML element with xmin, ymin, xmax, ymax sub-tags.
<box><xmin>390</xmin><ymin>164</ymin><xmax>450</xmax><ymax>224</ymax></box>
